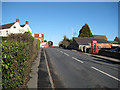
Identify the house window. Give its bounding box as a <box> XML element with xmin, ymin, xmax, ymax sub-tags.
<box><xmin>13</xmin><ymin>26</ymin><xmax>16</xmax><ymax>28</ymax></box>
<box><xmin>6</xmin><ymin>30</ymin><xmax>8</xmax><ymax>35</ymax></box>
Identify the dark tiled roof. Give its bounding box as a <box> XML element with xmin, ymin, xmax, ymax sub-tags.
<box><xmin>93</xmin><ymin>35</ymin><xmax>107</xmax><ymax>40</ymax></box>
<box><xmin>73</xmin><ymin>37</ymin><xmax>110</xmax><ymax>45</ymax></box>
<box><xmin>20</xmin><ymin>24</ymin><xmax>25</xmax><ymax>27</ymax></box>
<box><xmin>0</xmin><ymin>22</ymin><xmax>15</xmax><ymax>29</ymax></box>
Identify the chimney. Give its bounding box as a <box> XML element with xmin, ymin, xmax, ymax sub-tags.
<box><xmin>26</xmin><ymin>21</ymin><xmax>29</xmax><ymax>25</ymax></box>
<box><xmin>16</xmin><ymin>19</ymin><xmax>19</xmax><ymax>22</ymax></box>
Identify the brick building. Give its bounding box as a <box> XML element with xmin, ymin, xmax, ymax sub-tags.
<box><xmin>32</xmin><ymin>33</ymin><xmax>48</xmax><ymax>47</ymax></box>
<box><xmin>68</xmin><ymin>35</ymin><xmax>111</xmax><ymax>53</ymax></box>
<box><xmin>32</xmin><ymin>33</ymin><xmax>44</xmax><ymax>43</ymax></box>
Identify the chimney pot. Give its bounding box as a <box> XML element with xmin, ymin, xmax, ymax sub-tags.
<box><xmin>16</xmin><ymin>19</ymin><xmax>19</xmax><ymax>22</ymax></box>
<box><xmin>26</xmin><ymin>21</ymin><xmax>29</xmax><ymax>25</ymax></box>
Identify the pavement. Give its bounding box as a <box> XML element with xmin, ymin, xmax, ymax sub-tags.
<box><xmin>45</xmin><ymin>47</ymin><xmax>120</xmax><ymax>88</ymax></box>
<box><xmin>27</xmin><ymin>49</ymin><xmax>41</xmax><ymax>88</ymax></box>
<box><xmin>27</xmin><ymin>48</ymin><xmax>53</xmax><ymax>89</ymax></box>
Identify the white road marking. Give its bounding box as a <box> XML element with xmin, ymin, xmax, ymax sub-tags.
<box><xmin>64</xmin><ymin>53</ymin><xmax>69</xmax><ymax>56</ymax></box>
<box><xmin>72</xmin><ymin>57</ymin><xmax>84</xmax><ymax>63</ymax></box>
<box><xmin>44</xmin><ymin>49</ymin><xmax>55</xmax><ymax>88</ymax></box>
<box><xmin>91</xmin><ymin>66</ymin><xmax>120</xmax><ymax>82</ymax></box>
<box><xmin>60</xmin><ymin>51</ymin><xmax>63</xmax><ymax>53</ymax></box>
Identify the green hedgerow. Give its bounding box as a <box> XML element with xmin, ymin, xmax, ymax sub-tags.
<box><xmin>2</xmin><ymin>32</ymin><xmax>40</xmax><ymax>89</ymax></box>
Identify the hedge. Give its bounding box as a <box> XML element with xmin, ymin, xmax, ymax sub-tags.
<box><xmin>99</xmin><ymin>49</ymin><xmax>120</xmax><ymax>59</ymax></box>
<box><xmin>37</xmin><ymin>39</ymin><xmax>40</xmax><ymax>50</ymax></box>
<box><xmin>2</xmin><ymin>33</ymin><xmax>40</xmax><ymax>89</ymax></box>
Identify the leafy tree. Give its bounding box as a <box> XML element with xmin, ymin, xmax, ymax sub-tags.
<box><xmin>48</xmin><ymin>41</ymin><xmax>53</xmax><ymax>47</ymax></box>
<box><xmin>63</xmin><ymin>35</ymin><xmax>69</xmax><ymax>41</ymax></box>
<box><xmin>44</xmin><ymin>40</ymin><xmax>47</xmax><ymax>42</ymax></box>
<box><xmin>63</xmin><ymin>35</ymin><xmax>73</xmax><ymax>43</ymax></box>
<box><xmin>25</xmin><ymin>31</ymin><xmax>32</xmax><ymax>36</ymax></box>
<box><xmin>78</xmin><ymin>24</ymin><xmax>93</xmax><ymax>37</ymax></box>
<box><xmin>59</xmin><ymin>35</ymin><xmax>73</xmax><ymax>48</ymax></box>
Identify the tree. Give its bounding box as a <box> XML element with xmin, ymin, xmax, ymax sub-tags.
<box><xmin>78</xmin><ymin>24</ymin><xmax>93</xmax><ymax>37</ymax></box>
<box><xmin>63</xmin><ymin>35</ymin><xmax>73</xmax><ymax>43</ymax></box>
<box><xmin>59</xmin><ymin>35</ymin><xmax>73</xmax><ymax>48</ymax></box>
<box><xmin>63</xmin><ymin>35</ymin><xmax>69</xmax><ymax>41</ymax></box>
<box><xmin>25</xmin><ymin>30</ymin><xmax>32</xmax><ymax>36</ymax></box>
<box><xmin>44</xmin><ymin>40</ymin><xmax>47</xmax><ymax>42</ymax></box>
<box><xmin>48</xmin><ymin>41</ymin><xmax>53</xmax><ymax>47</ymax></box>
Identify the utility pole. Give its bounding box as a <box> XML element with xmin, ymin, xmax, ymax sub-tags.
<box><xmin>72</xmin><ymin>27</ymin><xmax>73</xmax><ymax>38</ymax></box>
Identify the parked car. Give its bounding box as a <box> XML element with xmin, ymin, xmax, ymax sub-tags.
<box><xmin>110</xmin><ymin>47</ymin><xmax>120</xmax><ymax>52</ymax></box>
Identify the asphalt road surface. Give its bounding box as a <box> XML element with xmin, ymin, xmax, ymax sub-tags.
<box><xmin>45</xmin><ymin>47</ymin><xmax>120</xmax><ymax>88</ymax></box>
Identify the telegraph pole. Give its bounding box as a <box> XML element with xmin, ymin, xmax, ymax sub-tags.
<box><xmin>72</xmin><ymin>27</ymin><xmax>74</xmax><ymax>38</ymax></box>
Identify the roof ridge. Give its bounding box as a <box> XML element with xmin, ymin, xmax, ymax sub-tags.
<box><xmin>0</xmin><ymin>22</ymin><xmax>16</xmax><ymax>29</ymax></box>
<box><xmin>1</xmin><ymin>22</ymin><xmax>15</xmax><ymax>26</ymax></box>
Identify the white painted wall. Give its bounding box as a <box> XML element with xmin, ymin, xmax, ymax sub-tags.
<box><xmin>10</xmin><ymin>22</ymin><xmax>21</xmax><ymax>34</ymax></box>
<box><xmin>39</xmin><ymin>34</ymin><xmax>41</xmax><ymax>37</ymax></box>
<box><xmin>40</xmin><ymin>42</ymin><xmax>47</xmax><ymax>48</ymax></box>
<box><xmin>23</xmin><ymin>24</ymin><xmax>32</xmax><ymax>33</ymax></box>
<box><xmin>32</xmin><ymin>33</ymin><xmax>34</xmax><ymax>37</ymax></box>
<box><xmin>0</xmin><ymin>28</ymin><xmax>11</xmax><ymax>37</ymax></box>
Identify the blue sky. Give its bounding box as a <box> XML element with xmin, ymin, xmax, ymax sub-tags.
<box><xmin>2</xmin><ymin>2</ymin><xmax>118</xmax><ymax>46</ymax></box>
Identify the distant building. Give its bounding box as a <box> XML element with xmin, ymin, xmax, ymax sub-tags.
<box><xmin>109</xmin><ymin>37</ymin><xmax>120</xmax><ymax>47</ymax></box>
<box><xmin>0</xmin><ymin>19</ymin><xmax>32</xmax><ymax>37</ymax></box>
<box><xmin>114</xmin><ymin>36</ymin><xmax>120</xmax><ymax>42</ymax></box>
<box><xmin>32</xmin><ymin>33</ymin><xmax>44</xmax><ymax>43</ymax></box>
<box><xmin>68</xmin><ymin>37</ymin><xmax>111</xmax><ymax>53</ymax></box>
<box><xmin>32</xmin><ymin>33</ymin><xmax>48</xmax><ymax>47</ymax></box>
<box><xmin>40</xmin><ymin>42</ymin><xmax>48</xmax><ymax>48</ymax></box>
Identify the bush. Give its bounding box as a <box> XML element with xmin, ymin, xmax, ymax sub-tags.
<box><xmin>7</xmin><ymin>33</ymin><xmax>34</xmax><ymax>43</ymax></box>
<box><xmin>2</xmin><ymin>33</ymin><xmax>40</xmax><ymax>89</ymax></box>
<box><xmin>37</xmin><ymin>39</ymin><xmax>40</xmax><ymax>50</ymax></box>
<box><xmin>0</xmin><ymin>37</ymin><xmax>7</xmax><ymax>41</ymax></box>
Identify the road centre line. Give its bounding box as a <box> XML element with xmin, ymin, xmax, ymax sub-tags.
<box><xmin>60</xmin><ymin>51</ymin><xmax>63</xmax><ymax>53</ymax></box>
<box><xmin>91</xmin><ymin>66</ymin><xmax>120</xmax><ymax>82</ymax></box>
<box><xmin>64</xmin><ymin>53</ymin><xmax>69</xmax><ymax>56</ymax></box>
<box><xmin>72</xmin><ymin>57</ymin><xmax>84</xmax><ymax>63</ymax></box>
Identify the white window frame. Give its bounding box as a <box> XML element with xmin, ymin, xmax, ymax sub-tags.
<box><xmin>6</xmin><ymin>30</ymin><xmax>8</xmax><ymax>35</ymax></box>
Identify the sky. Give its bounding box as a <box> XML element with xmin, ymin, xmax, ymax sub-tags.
<box><xmin>2</xmin><ymin>2</ymin><xmax>118</xmax><ymax>46</ymax></box>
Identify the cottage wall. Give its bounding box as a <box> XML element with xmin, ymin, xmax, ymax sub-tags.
<box><xmin>23</xmin><ymin>24</ymin><xmax>32</xmax><ymax>33</ymax></box>
<box><xmin>97</xmin><ymin>43</ymin><xmax>111</xmax><ymax>48</ymax></box>
<box><xmin>10</xmin><ymin>22</ymin><xmax>21</xmax><ymax>34</ymax></box>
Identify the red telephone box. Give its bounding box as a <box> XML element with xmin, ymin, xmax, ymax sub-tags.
<box><xmin>92</xmin><ymin>40</ymin><xmax>97</xmax><ymax>53</ymax></box>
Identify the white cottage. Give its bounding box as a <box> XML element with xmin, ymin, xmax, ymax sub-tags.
<box><xmin>0</xmin><ymin>19</ymin><xmax>32</xmax><ymax>37</ymax></box>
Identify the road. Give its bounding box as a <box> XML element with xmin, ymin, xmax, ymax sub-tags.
<box><xmin>45</xmin><ymin>47</ymin><xmax>120</xmax><ymax>88</ymax></box>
